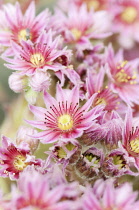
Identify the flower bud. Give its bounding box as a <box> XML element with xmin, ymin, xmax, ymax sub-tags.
<box><xmin>75</xmin><ymin>147</ymin><xmax>104</xmax><ymax>181</ymax></box>
<box><xmin>29</xmin><ymin>71</ymin><xmax>51</xmax><ymax>92</ymax></box>
<box><xmin>49</xmin><ymin>140</ymin><xmax>82</xmax><ymax>165</ymax></box>
<box><xmin>102</xmin><ymin>149</ymin><xmax>137</xmax><ymax>178</ymax></box>
<box><xmin>8</xmin><ymin>72</ymin><xmax>28</xmax><ymax>93</ymax></box>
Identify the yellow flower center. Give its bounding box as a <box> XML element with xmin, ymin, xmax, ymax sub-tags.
<box><xmin>13</xmin><ymin>155</ymin><xmax>28</xmax><ymax>171</ymax></box>
<box><xmin>18</xmin><ymin>28</ymin><xmax>32</xmax><ymax>41</ymax></box>
<box><xmin>85</xmin><ymin>0</ymin><xmax>100</xmax><ymax>11</ymax></box>
<box><xmin>121</xmin><ymin>6</ymin><xmax>137</xmax><ymax>23</ymax></box>
<box><xmin>30</xmin><ymin>53</ymin><xmax>45</xmax><ymax>67</ymax></box>
<box><xmin>115</xmin><ymin>70</ymin><xmax>130</xmax><ymax>83</ymax></box>
<box><xmin>130</xmin><ymin>138</ymin><xmax>139</xmax><ymax>153</ymax></box>
<box><xmin>71</xmin><ymin>28</ymin><xmax>82</xmax><ymax>41</ymax></box>
<box><xmin>115</xmin><ymin>61</ymin><xmax>137</xmax><ymax>84</ymax></box>
<box><xmin>58</xmin><ymin>114</ymin><xmax>73</xmax><ymax>131</ymax></box>
<box><xmin>94</xmin><ymin>97</ymin><xmax>107</xmax><ymax>106</ymax></box>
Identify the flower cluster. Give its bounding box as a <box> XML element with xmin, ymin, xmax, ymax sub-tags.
<box><xmin>1</xmin><ymin>0</ymin><xmax>139</xmax><ymax>209</ymax></box>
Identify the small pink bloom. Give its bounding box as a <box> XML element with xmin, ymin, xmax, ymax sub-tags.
<box><xmin>123</xmin><ymin>107</ymin><xmax>139</xmax><ymax>156</ymax></box>
<box><xmin>122</xmin><ymin>107</ymin><xmax>139</xmax><ymax>170</ymax></box>
<box><xmin>0</xmin><ymin>136</ymin><xmax>40</xmax><ymax>179</ymax></box>
<box><xmin>54</xmin><ymin>4</ymin><xmax>111</xmax><ymax>46</ymax></box>
<box><xmin>79</xmin><ymin>111</ymin><xmax>123</xmax><ymax>148</ymax></box>
<box><xmin>106</xmin><ymin>44</ymin><xmax>139</xmax><ymax>105</ymax></box>
<box><xmin>86</xmin><ymin>68</ymin><xmax>123</xmax><ymax>112</ymax></box>
<box><xmin>58</xmin><ymin>0</ymin><xmax>109</xmax><ymax>12</ymax></box>
<box><xmin>109</xmin><ymin>0</ymin><xmax>139</xmax><ymax>48</ymax></box>
<box><xmin>3</xmin><ymin>30</ymin><xmax>79</xmax><ymax>85</ymax></box>
<box><xmin>82</xmin><ymin>179</ymin><xmax>139</xmax><ymax>210</ymax></box>
<box><xmin>3</xmin><ymin>30</ymin><xmax>71</xmax><ymax>75</ymax></box>
<box><xmin>12</xmin><ymin>167</ymin><xmax>81</xmax><ymax>210</ymax></box>
<box><xmin>102</xmin><ymin>111</ymin><xmax>123</xmax><ymax>148</ymax></box>
<box><xmin>27</xmin><ymin>84</ymin><xmax>103</xmax><ymax>143</ymax></box>
<box><xmin>0</xmin><ymin>1</ymin><xmax>50</xmax><ymax>55</ymax></box>
<box><xmin>78</xmin><ymin>122</ymin><xmax>106</xmax><ymax>146</ymax></box>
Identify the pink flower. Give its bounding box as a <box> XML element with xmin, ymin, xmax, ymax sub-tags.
<box><xmin>0</xmin><ymin>1</ymin><xmax>50</xmax><ymax>55</ymax></box>
<box><xmin>58</xmin><ymin>0</ymin><xmax>109</xmax><ymax>12</ymax></box>
<box><xmin>3</xmin><ymin>30</ymin><xmax>71</xmax><ymax>75</ymax></box>
<box><xmin>82</xmin><ymin>179</ymin><xmax>139</xmax><ymax>210</ymax></box>
<box><xmin>86</xmin><ymin>68</ymin><xmax>122</xmax><ymax>112</ymax></box>
<box><xmin>106</xmin><ymin>44</ymin><xmax>139</xmax><ymax>105</ymax></box>
<box><xmin>0</xmin><ymin>136</ymin><xmax>40</xmax><ymax>179</ymax></box>
<box><xmin>54</xmin><ymin>4</ymin><xmax>111</xmax><ymax>46</ymax></box>
<box><xmin>109</xmin><ymin>0</ymin><xmax>139</xmax><ymax>48</ymax></box>
<box><xmin>79</xmin><ymin>111</ymin><xmax>123</xmax><ymax>148</ymax></box>
<box><xmin>12</xmin><ymin>167</ymin><xmax>81</xmax><ymax>210</ymax></box>
<box><xmin>122</xmin><ymin>106</ymin><xmax>139</xmax><ymax>170</ymax></box>
<box><xmin>27</xmin><ymin>84</ymin><xmax>103</xmax><ymax>143</ymax></box>
<box><xmin>101</xmin><ymin>111</ymin><xmax>123</xmax><ymax>148</ymax></box>
<box><xmin>78</xmin><ymin>122</ymin><xmax>106</xmax><ymax>146</ymax></box>
<box><xmin>3</xmin><ymin>30</ymin><xmax>79</xmax><ymax>85</ymax></box>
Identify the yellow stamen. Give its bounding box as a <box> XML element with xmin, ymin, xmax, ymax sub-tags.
<box><xmin>95</xmin><ymin>97</ymin><xmax>107</xmax><ymax>106</ymax></box>
<box><xmin>13</xmin><ymin>155</ymin><xmax>28</xmax><ymax>171</ymax></box>
<box><xmin>115</xmin><ymin>71</ymin><xmax>129</xmax><ymax>83</ymax></box>
<box><xmin>30</xmin><ymin>53</ymin><xmax>45</xmax><ymax>67</ymax></box>
<box><xmin>71</xmin><ymin>28</ymin><xmax>82</xmax><ymax>41</ymax></box>
<box><xmin>116</xmin><ymin>61</ymin><xmax>137</xmax><ymax>84</ymax></box>
<box><xmin>121</xmin><ymin>60</ymin><xmax>128</xmax><ymax>68</ymax></box>
<box><xmin>121</xmin><ymin>6</ymin><xmax>137</xmax><ymax>23</ymax></box>
<box><xmin>18</xmin><ymin>28</ymin><xmax>32</xmax><ymax>41</ymax></box>
<box><xmin>130</xmin><ymin>138</ymin><xmax>139</xmax><ymax>153</ymax></box>
<box><xmin>58</xmin><ymin>114</ymin><xmax>73</xmax><ymax>131</ymax></box>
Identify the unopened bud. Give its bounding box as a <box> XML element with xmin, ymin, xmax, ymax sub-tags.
<box><xmin>29</xmin><ymin>71</ymin><xmax>51</xmax><ymax>92</ymax></box>
<box><xmin>8</xmin><ymin>72</ymin><xmax>28</xmax><ymax>93</ymax></box>
<box><xmin>75</xmin><ymin>147</ymin><xmax>104</xmax><ymax>181</ymax></box>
